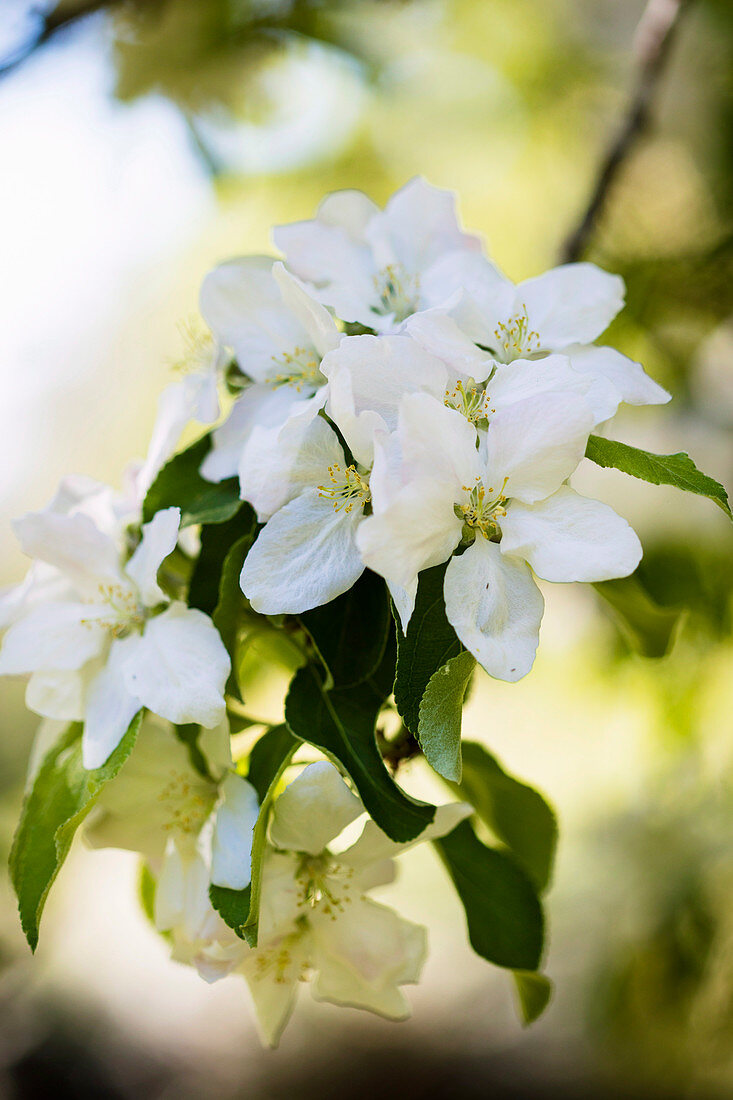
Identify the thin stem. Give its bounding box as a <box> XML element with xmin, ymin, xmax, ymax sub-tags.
<box><xmin>561</xmin><ymin>0</ymin><xmax>693</xmax><ymax>263</ymax></box>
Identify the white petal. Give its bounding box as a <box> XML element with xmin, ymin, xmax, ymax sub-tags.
<box><xmin>0</xmin><ymin>601</ymin><xmax>106</xmax><ymax>674</ymax></box>
<box><xmin>271</xmin><ymin>262</ymin><xmax>340</xmax><ymax>358</ymax></box>
<box><xmin>404</xmin><ymin>310</ymin><xmax>493</xmax><ymax>382</ymax></box>
<box><xmin>317</xmin><ymin>188</ymin><xmax>380</xmax><ymax>237</ymax></box>
<box><xmin>484</xmin><ymin>392</ymin><xmax>593</xmax><ymax>503</ymax></box>
<box><xmin>270</xmin><ymin>761</ymin><xmax>363</xmax><ymax>855</ymax></box>
<box><xmin>26</xmin><ymin>669</ymin><xmax>86</xmax><ymax>721</ymax></box>
<box><xmin>82</xmin><ymin>635</ymin><xmax>142</xmax><ymax>769</ymax></box>
<box><xmin>210</xmin><ymin>773</ymin><xmax>260</xmax><ymax>890</ymax></box>
<box><xmin>519</xmin><ymin>263</ymin><xmax>625</xmax><ymax>349</ymax></box>
<box><xmin>13</xmin><ymin>511</ymin><xmax>122</xmax><ymax>595</ymax></box>
<box><xmin>342</xmin><ymin>802</ymin><xmax>472</xmax><ymax>871</ymax></box>
<box><xmin>311</xmin><ymin>897</ymin><xmax>426</xmax><ymax>1017</ymax></box>
<box><xmin>398</xmin><ymin>392</ymin><xmax>482</xmax><ymax>488</ymax></box>
<box><xmin>137</xmin><ymin>376</ymin><xmax>219</xmax><ymax>499</ymax></box>
<box><xmin>500</xmin><ymin>486</ymin><xmax>643</xmax><ymax>582</ymax></box>
<box><xmin>200</xmin><ymin>385</ymin><xmax>299</xmax><ymax>483</ymax></box>
<box><xmin>444</xmin><ymin>538</ymin><xmax>544</xmax><ymax>682</ymax></box>
<box><xmin>240</xmin><ymin>489</ymin><xmax>365</xmax><ymax>615</ymax></box>
<box><xmin>386</xmin><ymin>577</ymin><xmax>417</xmax><ymax>632</ymax></box>
<box><xmin>486</xmin><ymin>354</ymin><xmax>599</xmax><ymax>414</ymax></box>
<box><xmin>122</xmin><ymin>603</ymin><xmax>229</xmax><ymax>728</ymax></box>
<box><xmin>567</xmin><ymin>344</ymin><xmax>671</xmax><ymax>419</ymax></box>
<box><xmin>125</xmin><ymin>507</ymin><xmax>180</xmax><ymax>608</ymax></box>
<box><xmin>241</xmin><ymin>942</ymin><xmax>303</xmax><ymax>1048</ymax></box>
<box><xmin>238</xmin><ymin>400</ymin><xmax>339</xmax><ymax>522</ymax></box>
<box><xmin>357</xmin><ymin>478</ymin><xmax>462</xmax><ymax>591</ymax></box>
<box><xmin>420</xmin><ymin>250</ymin><xmax>515</xmax><ymax>343</ymax></box>
<box><xmin>370</xmin><ymin>177</ymin><xmax>481</xmax><ymax>274</ymax></box>
<box><xmin>200</xmin><ymin>256</ymin><xmax>310</xmax><ymax>376</ymax></box>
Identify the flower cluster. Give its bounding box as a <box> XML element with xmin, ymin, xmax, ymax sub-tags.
<box><xmin>4</xmin><ymin>179</ymin><xmax>722</xmax><ymax>1048</ymax></box>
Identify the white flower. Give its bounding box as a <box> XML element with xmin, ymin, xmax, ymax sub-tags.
<box><xmin>358</xmin><ymin>393</ymin><xmax>642</xmax><ymax>681</ymax></box>
<box><xmin>421</xmin><ymin>252</ymin><xmax>670</xmax><ymax>423</ymax></box>
<box><xmin>87</xmin><ymin>715</ymin><xmax>259</xmax><ymax>982</ymax></box>
<box><xmin>0</xmin><ymin>503</ymin><xmax>230</xmax><ymax>768</ymax></box>
<box><xmin>239</xmin><ymin>414</ymin><xmax>371</xmax><ymax>615</ymax></box>
<box><xmin>240</xmin><ymin>761</ymin><xmax>471</xmax><ymax>1047</ymax></box>
<box><xmin>198</xmin><ymin>257</ymin><xmax>341</xmax><ymax>483</ymax></box>
<box><xmin>273</xmin><ymin>177</ymin><xmax>482</xmax><ymax>333</ymax></box>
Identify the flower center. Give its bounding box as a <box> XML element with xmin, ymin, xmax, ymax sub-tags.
<box><xmin>493</xmin><ymin>307</ymin><xmax>540</xmax><ymax>362</ymax></box>
<box><xmin>455</xmin><ymin>477</ymin><xmax>509</xmax><ymax>541</ymax></box>
<box><xmin>444</xmin><ymin>378</ymin><xmax>494</xmax><ymax>425</ymax></box>
<box><xmin>373</xmin><ymin>264</ymin><xmax>420</xmax><ymax>322</ymax></box>
<box><xmin>318</xmin><ymin>463</ymin><xmax>371</xmax><ymax>514</ymax></box>
<box><xmin>265</xmin><ymin>346</ymin><xmax>326</xmax><ymax>392</ymax></box>
<box><xmin>295</xmin><ymin>854</ymin><xmax>355</xmax><ymax>919</ymax></box>
<box><xmin>158</xmin><ymin>769</ymin><xmax>214</xmax><ymax>836</ymax></box>
<box><xmin>251</xmin><ymin>924</ymin><xmax>310</xmax><ymax>986</ymax></box>
<box><xmin>82</xmin><ymin>582</ymin><xmax>146</xmax><ymax>637</ymax></box>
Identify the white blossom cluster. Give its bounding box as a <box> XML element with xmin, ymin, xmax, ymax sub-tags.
<box><xmin>0</xmin><ymin>178</ymin><xmax>674</xmax><ymax>1046</ymax></box>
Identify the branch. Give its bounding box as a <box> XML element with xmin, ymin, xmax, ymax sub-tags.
<box><xmin>561</xmin><ymin>0</ymin><xmax>693</xmax><ymax>263</ymax></box>
<box><xmin>0</xmin><ymin>0</ymin><xmax>126</xmax><ymax>81</ymax></box>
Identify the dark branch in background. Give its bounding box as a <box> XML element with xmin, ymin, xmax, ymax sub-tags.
<box><xmin>0</xmin><ymin>0</ymin><xmax>126</xmax><ymax>81</ymax></box>
<box><xmin>561</xmin><ymin>0</ymin><xmax>693</xmax><ymax>263</ymax></box>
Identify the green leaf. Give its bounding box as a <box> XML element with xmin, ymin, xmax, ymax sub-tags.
<box><xmin>394</xmin><ymin>563</ymin><xmax>462</xmax><ymax>734</ymax></box>
<box><xmin>210</xmin><ymin>724</ymin><xmax>297</xmax><ymax>946</ymax></box>
<box><xmin>418</xmin><ymin>650</ymin><xmax>476</xmax><ymax>783</ymax></box>
<box><xmin>593</xmin><ymin>574</ymin><xmax>681</xmax><ymax>657</ymax></box>
<box><xmin>514</xmin><ymin>971</ymin><xmax>553</xmax><ymax>1024</ymax></box>
<box><xmin>211</xmin><ymin>524</ymin><xmax>260</xmax><ymax>700</ymax></box>
<box><xmin>285</xmin><ymin>645</ymin><xmax>435</xmax><ymax>843</ymax></box>
<box><xmin>299</xmin><ymin>569</ymin><xmax>391</xmax><ymax>689</ymax></box>
<box><xmin>9</xmin><ymin>713</ymin><xmax>143</xmax><ymax>951</ymax></box>
<box><xmin>142</xmin><ymin>435</ymin><xmax>241</xmax><ymax>527</ymax></box>
<box><xmin>434</xmin><ymin>819</ymin><xmax>543</xmax><ymax>971</ymax></box>
<box><xmin>188</xmin><ymin>505</ymin><xmax>257</xmax><ymax>616</ymax></box>
<box><xmin>585</xmin><ymin>434</ymin><xmax>732</xmax><ymax>519</ymax></box>
<box><xmin>453</xmin><ymin>743</ymin><xmax>557</xmax><ymax>894</ymax></box>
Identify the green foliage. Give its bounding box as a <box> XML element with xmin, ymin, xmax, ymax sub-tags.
<box><xmin>210</xmin><ymin>724</ymin><xmax>297</xmax><ymax>946</ymax></box>
<box><xmin>585</xmin><ymin>435</ymin><xmax>732</xmax><ymax>519</ymax></box>
<box><xmin>394</xmin><ymin>563</ymin><xmax>463</xmax><ymax>734</ymax></box>
<box><xmin>9</xmin><ymin>713</ymin><xmax>143</xmax><ymax>951</ymax></box>
<box><xmin>434</xmin><ymin>819</ymin><xmax>544</xmax><ymax>971</ymax></box>
<box><xmin>514</xmin><ymin>971</ymin><xmax>553</xmax><ymax>1024</ymax></box>
<box><xmin>188</xmin><ymin>505</ymin><xmax>257</xmax><ymax>616</ymax></box>
<box><xmin>594</xmin><ymin>574</ymin><xmax>682</xmax><ymax>658</ymax></box>
<box><xmin>417</xmin><ymin>650</ymin><xmax>476</xmax><ymax>783</ymax></box>
<box><xmin>452</xmin><ymin>743</ymin><xmax>557</xmax><ymax>894</ymax></box>
<box><xmin>285</xmin><ymin>642</ymin><xmax>435</xmax><ymax>843</ymax></box>
<box><xmin>142</xmin><ymin>435</ymin><xmax>241</xmax><ymax>527</ymax></box>
<box><xmin>299</xmin><ymin>569</ymin><xmax>391</xmax><ymax>689</ymax></box>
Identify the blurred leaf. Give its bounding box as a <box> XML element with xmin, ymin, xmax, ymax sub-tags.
<box><xmin>188</xmin><ymin>505</ymin><xmax>257</xmax><ymax>616</ymax></box>
<box><xmin>210</xmin><ymin>724</ymin><xmax>297</xmax><ymax>946</ymax></box>
<box><xmin>418</xmin><ymin>650</ymin><xmax>476</xmax><ymax>783</ymax></box>
<box><xmin>142</xmin><ymin>435</ymin><xmax>241</xmax><ymax>527</ymax></box>
<box><xmin>435</xmin><ymin>819</ymin><xmax>544</xmax><ymax>971</ymax></box>
<box><xmin>10</xmin><ymin>713</ymin><xmax>142</xmax><ymax>951</ymax></box>
<box><xmin>514</xmin><ymin>970</ymin><xmax>553</xmax><ymax>1024</ymax></box>
<box><xmin>285</xmin><ymin>643</ymin><xmax>435</xmax><ymax>842</ymax></box>
<box><xmin>451</xmin><ymin>743</ymin><xmax>557</xmax><ymax>894</ymax></box>
<box><xmin>594</xmin><ymin>575</ymin><xmax>682</xmax><ymax>658</ymax></box>
<box><xmin>299</xmin><ymin>569</ymin><xmax>391</xmax><ymax>689</ymax></box>
<box><xmin>586</xmin><ymin>435</ymin><xmax>732</xmax><ymax>518</ymax></box>
<box><xmin>394</xmin><ymin>563</ymin><xmax>462</xmax><ymax>734</ymax></box>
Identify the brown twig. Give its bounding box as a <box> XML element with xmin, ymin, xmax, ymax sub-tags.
<box><xmin>561</xmin><ymin>0</ymin><xmax>693</xmax><ymax>263</ymax></box>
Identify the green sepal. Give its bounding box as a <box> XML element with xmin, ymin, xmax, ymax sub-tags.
<box><xmin>394</xmin><ymin>563</ymin><xmax>462</xmax><ymax>734</ymax></box>
<box><xmin>285</xmin><ymin>639</ymin><xmax>435</xmax><ymax>843</ymax></box>
<box><xmin>209</xmin><ymin>724</ymin><xmax>297</xmax><ymax>945</ymax></box>
<box><xmin>142</xmin><ymin>435</ymin><xmax>241</xmax><ymax>527</ymax></box>
<box><xmin>9</xmin><ymin>712</ymin><xmax>143</xmax><ymax>951</ymax></box>
<box><xmin>514</xmin><ymin>970</ymin><xmax>553</xmax><ymax>1024</ymax></box>
<box><xmin>585</xmin><ymin>434</ymin><xmax>732</xmax><ymax>519</ymax></box>
<box><xmin>434</xmin><ymin>818</ymin><xmax>544</xmax><ymax>972</ymax></box>
<box><xmin>299</xmin><ymin>569</ymin><xmax>391</xmax><ymax>689</ymax></box>
<box><xmin>417</xmin><ymin>650</ymin><xmax>476</xmax><ymax>783</ymax></box>
<box><xmin>451</xmin><ymin>742</ymin><xmax>557</xmax><ymax>894</ymax></box>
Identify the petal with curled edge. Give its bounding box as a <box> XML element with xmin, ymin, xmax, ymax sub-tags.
<box><xmin>270</xmin><ymin>762</ymin><xmax>364</xmax><ymax>856</ymax></box>
<box><xmin>0</xmin><ymin>601</ymin><xmax>106</xmax><ymax>674</ymax></box>
<box><xmin>240</xmin><ymin>489</ymin><xmax>365</xmax><ymax>616</ymax></box>
<box><xmin>566</xmin><ymin>344</ymin><xmax>671</xmax><ymax>420</ymax></box>
<box><xmin>369</xmin><ymin>177</ymin><xmax>482</xmax><ymax>275</ymax></box>
<box><xmin>122</xmin><ymin>602</ymin><xmax>228</xmax><ymax>729</ymax></box>
<box><xmin>272</xmin><ymin>262</ymin><xmax>341</xmax><ymax>359</ymax></box>
<box><xmin>404</xmin><ymin>309</ymin><xmax>493</xmax><ymax>382</ymax></box>
<box><xmin>125</xmin><ymin>506</ymin><xmax>180</xmax><ymax>608</ymax></box>
<box><xmin>445</xmin><ymin>538</ymin><xmax>544</xmax><ymax>683</ymax></box>
<box><xmin>519</xmin><ymin>262</ymin><xmax>625</xmax><ymax>349</ymax></box>
<box><xmin>500</xmin><ymin>486</ymin><xmax>643</xmax><ymax>583</ymax></box>
<box><xmin>200</xmin><ymin>384</ymin><xmax>299</xmax><ymax>484</ymax></box>
<box><xmin>210</xmin><ymin>773</ymin><xmax>260</xmax><ymax>890</ymax></box>
<box><xmin>13</xmin><ymin>510</ymin><xmax>123</xmax><ymax>595</ymax></box>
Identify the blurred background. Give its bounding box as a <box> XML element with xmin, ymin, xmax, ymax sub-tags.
<box><xmin>0</xmin><ymin>0</ymin><xmax>732</xmax><ymax>1096</ymax></box>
